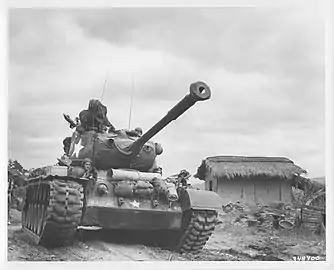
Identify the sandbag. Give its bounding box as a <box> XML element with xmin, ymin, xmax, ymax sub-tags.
<box><xmin>133</xmin><ymin>188</ymin><xmax>154</xmax><ymax>197</ymax></box>
<box><xmin>134</xmin><ymin>181</ymin><xmax>153</xmax><ymax>189</ymax></box>
<box><xmin>114</xmin><ymin>181</ymin><xmax>135</xmax><ymax>197</ymax></box>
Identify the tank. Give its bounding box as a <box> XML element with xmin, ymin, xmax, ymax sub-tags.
<box><xmin>22</xmin><ymin>81</ymin><xmax>222</xmax><ymax>253</ymax></box>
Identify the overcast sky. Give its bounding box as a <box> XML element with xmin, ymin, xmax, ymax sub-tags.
<box><xmin>8</xmin><ymin>6</ymin><xmax>325</xmax><ymax>178</ymax></box>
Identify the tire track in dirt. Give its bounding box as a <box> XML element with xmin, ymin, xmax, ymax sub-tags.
<box><xmin>8</xmin><ymin>216</ymin><xmax>326</xmax><ymax>262</ymax></box>
<box><xmin>8</xmin><ymin>225</ymin><xmax>170</xmax><ymax>261</ymax></box>
<box><xmin>78</xmin><ymin>229</ymin><xmax>172</xmax><ymax>261</ymax></box>
<box><xmin>8</xmin><ymin>225</ymin><xmax>88</xmax><ymax>261</ymax></box>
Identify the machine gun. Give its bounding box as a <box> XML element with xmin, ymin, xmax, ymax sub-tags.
<box><xmin>63</xmin><ymin>114</ymin><xmax>78</xmax><ymax>129</ymax></box>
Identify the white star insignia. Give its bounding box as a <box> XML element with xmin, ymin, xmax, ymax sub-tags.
<box><xmin>73</xmin><ymin>139</ymin><xmax>84</xmax><ymax>157</ymax></box>
<box><xmin>130</xmin><ymin>200</ymin><xmax>140</xmax><ymax>208</ymax></box>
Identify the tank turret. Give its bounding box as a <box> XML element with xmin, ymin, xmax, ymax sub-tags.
<box><xmin>67</xmin><ymin>81</ymin><xmax>211</xmax><ymax>172</ymax></box>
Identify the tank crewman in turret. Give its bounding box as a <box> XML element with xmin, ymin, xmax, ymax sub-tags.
<box><xmin>127</xmin><ymin>127</ymin><xmax>143</xmax><ymax>137</ymax></box>
<box><xmin>64</xmin><ymin>99</ymin><xmax>116</xmax><ymax>158</ymax></box>
<box><xmin>134</xmin><ymin>127</ymin><xmax>143</xmax><ymax>136</ymax></box>
<box><xmin>79</xmin><ymin>99</ymin><xmax>115</xmax><ymax>132</ymax></box>
<box><xmin>101</xmin><ymin>125</ymin><xmax>108</xmax><ymax>133</ymax></box>
<box><xmin>108</xmin><ymin>126</ymin><xmax>116</xmax><ymax>133</ymax></box>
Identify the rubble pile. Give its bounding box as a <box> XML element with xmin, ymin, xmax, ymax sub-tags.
<box><xmin>206</xmin><ymin>201</ymin><xmax>326</xmax><ymax>261</ymax></box>
<box><xmin>217</xmin><ymin>202</ymin><xmax>297</xmax><ymax>231</ymax></box>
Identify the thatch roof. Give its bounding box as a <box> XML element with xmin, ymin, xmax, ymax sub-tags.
<box><xmin>195</xmin><ymin>156</ymin><xmax>307</xmax><ymax>181</ymax></box>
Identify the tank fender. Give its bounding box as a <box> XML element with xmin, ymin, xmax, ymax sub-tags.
<box><xmin>179</xmin><ymin>188</ymin><xmax>222</xmax><ymax>211</ymax></box>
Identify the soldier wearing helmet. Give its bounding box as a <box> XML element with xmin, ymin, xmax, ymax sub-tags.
<box><xmin>134</xmin><ymin>127</ymin><xmax>143</xmax><ymax>136</ymax></box>
<box><xmin>81</xmin><ymin>158</ymin><xmax>96</xmax><ymax>180</ymax></box>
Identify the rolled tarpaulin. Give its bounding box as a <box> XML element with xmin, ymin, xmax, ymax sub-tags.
<box><xmin>109</xmin><ymin>169</ymin><xmax>162</xmax><ymax>182</ymax></box>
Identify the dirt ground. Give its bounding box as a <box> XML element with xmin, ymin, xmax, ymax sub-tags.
<box><xmin>7</xmin><ymin>208</ymin><xmax>326</xmax><ymax>262</ymax></box>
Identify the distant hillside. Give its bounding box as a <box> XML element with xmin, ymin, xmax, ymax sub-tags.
<box><xmin>312</xmin><ymin>177</ymin><xmax>325</xmax><ymax>184</ymax></box>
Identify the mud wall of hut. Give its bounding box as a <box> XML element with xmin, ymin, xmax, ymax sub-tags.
<box><xmin>205</xmin><ymin>176</ymin><xmax>292</xmax><ymax>206</ymax></box>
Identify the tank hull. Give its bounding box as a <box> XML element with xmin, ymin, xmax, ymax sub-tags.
<box><xmin>82</xmin><ymin>172</ymin><xmax>183</xmax><ymax>229</ymax></box>
<box><xmin>82</xmin><ymin>207</ymin><xmax>182</xmax><ymax>230</ymax></box>
<box><xmin>22</xmin><ymin>167</ymin><xmax>220</xmax><ymax>252</ymax></box>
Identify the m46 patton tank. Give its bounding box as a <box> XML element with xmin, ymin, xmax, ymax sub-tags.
<box><xmin>22</xmin><ymin>81</ymin><xmax>222</xmax><ymax>253</ymax></box>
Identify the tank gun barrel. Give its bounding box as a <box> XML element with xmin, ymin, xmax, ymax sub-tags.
<box><xmin>130</xmin><ymin>81</ymin><xmax>211</xmax><ymax>156</ymax></box>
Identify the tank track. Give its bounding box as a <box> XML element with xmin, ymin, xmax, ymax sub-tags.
<box><xmin>176</xmin><ymin>209</ymin><xmax>217</xmax><ymax>253</ymax></box>
<box><xmin>22</xmin><ymin>178</ymin><xmax>84</xmax><ymax>247</ymax></box>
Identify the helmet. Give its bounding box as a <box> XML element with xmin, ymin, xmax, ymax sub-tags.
<box><xmin>81</xmin><ymin>158</ymin><xmax>93</xmax><ymax>166</ymax></box>
<box><xmin>134</xmin><ymin>127</ymin><xmax>143</xmax><ymax>135</ymax></box>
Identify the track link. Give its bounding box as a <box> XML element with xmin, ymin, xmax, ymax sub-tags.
<box><xmin>22</xmin><ymin>178</ymin><xmax>84</xmax><ymax>247</ymax></box>
<box><xmin>176</xmin><ymin>209</ymin><xmax>217</xmax><ymax>254</ymax></box>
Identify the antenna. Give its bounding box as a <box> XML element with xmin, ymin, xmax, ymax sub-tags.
<box><xmin>100</xmin><ymin>71</ymin><xmax>108</xmax><ymax>102</ymax></box>
<box><xmin>128</xmin><ymin>72</ymin><xmax>135</xmax><ymax>129</ymax></box>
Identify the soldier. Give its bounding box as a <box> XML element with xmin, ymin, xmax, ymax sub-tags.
<box><xmin>108</xmin><ymin>125</ymin><xmax>116</xmax><ymax>133</ymax></box>
<box><xmin>79</xmin><ymin>99</ymin><xmax>115</xmax><ymax>132</ymax></box>
<box><xmin>134</xmin><ymin>127</ymin><xmax>143</xmax><ymax>136</ymax></box>
<box><xmin>101</xmin><ymin>125</ymin><xmax>108</xmax><ymax>134</ymax></box>
<box><xmin>128</xmin><ymin>127</ymin><xmax>143</xmax><ymax>137</ymax></box>
<box><xmin>81</xmin><ymin>158</ymin><xmax>96</xmax><ymax>180</ymax></box>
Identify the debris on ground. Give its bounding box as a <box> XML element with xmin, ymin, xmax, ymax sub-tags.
<box><xmin>7</xmin><ymin>204</ymin><xmax>326</xmax><ymax>261</ymax></box>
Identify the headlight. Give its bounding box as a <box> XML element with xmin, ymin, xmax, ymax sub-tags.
<box><xmin>96</xmin><ymin>183</ymin><xmax>108</xmax><ymax>195</ymax></box>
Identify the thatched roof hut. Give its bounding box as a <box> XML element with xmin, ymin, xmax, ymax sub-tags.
<box><xmin>195</xmin><ymin>156</ymin><xmax>307</xmax><ymax>206</ymax></box>
<box><xmin>195</xmin><ymin>156</ymin><xmax>307</xmax><ymax>181</ymax></box>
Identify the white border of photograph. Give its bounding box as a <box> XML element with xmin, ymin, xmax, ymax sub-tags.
<box><xmin>2</xmin><ymin>0</ymin><xmax>333</xmax><ymax>269</ymax></box>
